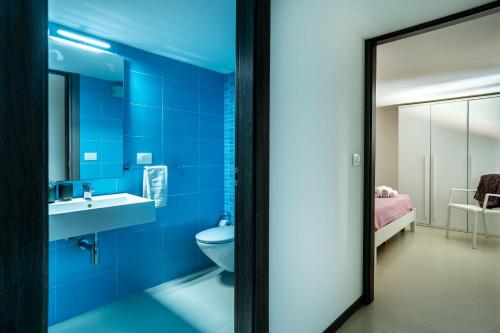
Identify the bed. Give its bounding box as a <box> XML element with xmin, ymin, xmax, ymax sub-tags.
<box><xmin>374</xmin><ymin>194</ymin><xmax>416</xmax><ymax>262</ymax></box>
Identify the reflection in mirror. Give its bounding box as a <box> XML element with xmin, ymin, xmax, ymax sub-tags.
<box><xmin>48</xmin><ymin>31</ymin><xmax>124</xmax><ymax>181</ymax></box>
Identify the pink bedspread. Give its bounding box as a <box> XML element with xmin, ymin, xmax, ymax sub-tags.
<box><xmin>374</xmin><ymin>194</ymin><xmax>413</xmax><ymax>230</ymax></box>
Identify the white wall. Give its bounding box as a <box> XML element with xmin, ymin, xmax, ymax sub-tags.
<box><xmin>269</xmin><ymin>1</ymin><xmax>491</xmax><ymax>332</ymax></box>
<box><xmin>375</xmin><ymin>106</ymin><xmax>398</xmax><ymax>189</ymax></box>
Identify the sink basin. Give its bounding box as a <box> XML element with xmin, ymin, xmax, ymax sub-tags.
<box><xmin>49</xmin><ymin>193</ymin><xmax>156</xmax><ymax>241</ymax></box>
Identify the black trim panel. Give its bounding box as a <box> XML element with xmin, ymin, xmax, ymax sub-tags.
<box><xmin>0</xmin><ymin>0</ymin><xmax>48</xmax><ymax>331</ymax></box>
<box><xmin>323</xmin><ymin>297</ymin><xmax>363</xmax><ymax>332</ymax></box>
<box><xmin>235</xmin><ymin>0</ymin><xmax>270</xmax><ymax>332</ymax></box>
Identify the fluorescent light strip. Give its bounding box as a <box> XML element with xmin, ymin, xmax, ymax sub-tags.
<box><xmin>49</xmin><ymin>36</ymin><xmax>105</xmax><ymax>54</ymax></box>
<box><xmin>56</xmin><ymin>29</ymin><xmax>111</xmax><ymax>49</ymax></box>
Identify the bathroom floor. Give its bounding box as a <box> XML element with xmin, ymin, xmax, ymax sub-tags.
<box><xmin>49</xmin><ymin>267</ymin><xmax>234</xmax><ymax>333</ymax></box>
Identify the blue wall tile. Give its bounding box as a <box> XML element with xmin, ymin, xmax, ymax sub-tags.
<box><xmin>125</xmin><ymin>104</ymin><xmax>162</xmax><ymax>138</ymax></box>
<box><xmin>199</xmin><ymin>213</ymin><xmax>222</xmax><ymax>232</ymax></box>
<box><xmin>163</xmin><ymin>138</ymin><xmax>199</xmax><ymax>167</ymax></box>
<box><xmin>200</xmin><ymin>190</ymin><xmax>224</xmax><ymax>216</ymax></box>
<box><xmin>163</xmin><ymin>80</ymin><xmax>199</xmax><ymax>112</ymax></box>
<box><xmin>200</xmin><ymin>139</ymin><xmax>224</xmax><ymax>166</ymax></box>
<box><xmin>200</xmin><ymin>166</ymin><xmax>224</xmax><ymax>191</ymax></box>
<box><xmin>117</xmin><ymin>256</ymin><xmax>163</xmax><ymax>297</ymax></box>
<box><xmin>102</xmin><ymin>96</ymin><xmax>123</xmax><ymax>120</ymax></box>
<box><xmin>102</xmin><ymin>163</ymin><xmax>123</xmax><ymax>178</ymax></box>
<box><xmin>127</xmin><ymin>72</ymin><xmax>162</xmax><ymax>107</ymax></box>
<box><xmin>163</xmin><ymin>248</ymin><xmax>200</xmax><ymax>281</ymax></box>
<box><xmin>80</xmin><ymin>94</ymin><xmax>101</xmax><ymax>118</ymax></box>
<box><xmin>101</xmin><ymin>118</ymin><xmax>123</xmax><ymax>141</ymax></box>
<box><xmin>117</xmin><ymin>228</ymin><xmax>162</xmax><ymax>267</ymax></box>
<box><xmin>80</xmin><ymin>164</ymin><xmax>101</xmax><ymax>179</ymax></box>
<box><xmin>56</xmin><ymin>270</ymin><xmax>116</xmax><ymax>322</ymax></box>
<box><xmin>102</xmin><ymin>141</ymin><xmax>123</xmax><ymax>163</ymax></box>
<box><xmin>200</xmin><ymin>68</ymin><xmax>224</xmax><ymax>89</ymax></box>
<box><xmin>163</xmin><ymin>194</ymin><xmax>200</xmax><ymax>226</ymax></box>
<box><xmin>48</xmin><ymin>288</ymin><xmax>56</xmax><ymax>326</ymax></box>
<box><xmin>200</xmin><ymin>114</ymin><xmax>224</xmax><ymax>140</ymax></box>
<box><xmin>163</xmin><ymin>220</ymin><xmax>198</xmax><ymax>253</ymax></box>
<box><xmin>169</xmin><ymin>167</ymin><xmax>200</xmax><ymax>195</ymax></box>
<box><xmin>117</xmin><ymin>169</ymin><xmax>142</xmax><ymax>196</ymax></box>
<box><xmin>163</xmin><ymin>58</ymin><xmax>198</xmax><ymax>84</ymax></box>
<box><xmin>200</xmin><ymin>88</ymin><xmax>224</xmax><ymax>116</ymax></box>
<box><xmin>80</xmin><ymin>76</ymin><xmax>102</xmax><ymax>94</ymax></box>
<box><xmin>80</xmin><ymin>117</ymin><xmax>101</xmax><ymax>141</ymax></box>
<box><xmin>164</xmin><ymin>110</ymin><xmax>199</xmax><ymax>139</ymax></box>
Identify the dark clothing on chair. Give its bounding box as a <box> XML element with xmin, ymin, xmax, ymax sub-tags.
<box><xmin>474</xmin><ymin>174</ymin><xmax>500</xmax><ymax>208</ymax></box>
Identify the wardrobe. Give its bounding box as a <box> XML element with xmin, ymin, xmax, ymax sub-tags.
<box><xmin>398</xmin><ymin>95</ymin><xmax>500</xmax><ymax>236</ymax></box>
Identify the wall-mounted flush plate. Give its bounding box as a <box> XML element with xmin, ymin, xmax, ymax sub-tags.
<box><xmin>352</xmin><ymin>153</ymin><xmax>361</xmax><ymax>166</ymax></box>
<box><xmin>137</xmin><ymin>153</ymin><xmax>152</xmax><ymax>164</ymax></box>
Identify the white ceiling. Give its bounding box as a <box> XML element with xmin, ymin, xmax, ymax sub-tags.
<box><xmin>49</xmin><ymin>0</ymin><xmax>236</xmax><ymax>73</ymax></box>
<box><xmin>377</xmin><ymin>11</ymin><xmax>500</xmax><ymax>107</ymax></box>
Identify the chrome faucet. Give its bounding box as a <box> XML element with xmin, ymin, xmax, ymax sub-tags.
<box><xmin>83</xmin><ymin>183</ymin><xmax>94</xmax><ymax>201</ymax></box>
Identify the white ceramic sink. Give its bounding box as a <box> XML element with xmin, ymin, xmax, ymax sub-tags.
<box><xmin>49</xmin><ymin>193</ymin><xmax>156</xmax><ymax>241</ymax></box>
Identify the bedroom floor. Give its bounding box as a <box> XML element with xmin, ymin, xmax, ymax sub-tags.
<box><xmin>339</xmin><ymin>225</ymin><xmax>500</xmax><ymax>333</ymax></box>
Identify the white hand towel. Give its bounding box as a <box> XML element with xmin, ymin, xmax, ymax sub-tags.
<box><xmin>143</xmin><ymin>165</ymin><xmax>168</xmax><ymax>208</ymax></box>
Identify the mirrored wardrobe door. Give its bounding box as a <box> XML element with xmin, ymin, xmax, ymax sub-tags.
<box><xmin>468</xmin><ymin>96</ymin><xmax>500</xmax><ymax>236</ymax></box>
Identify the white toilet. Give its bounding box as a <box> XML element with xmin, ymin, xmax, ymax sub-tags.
<box><xmin>195</xmin><ymin>225</ymin><xmax>234</xmax><ymax>272</ymax></box>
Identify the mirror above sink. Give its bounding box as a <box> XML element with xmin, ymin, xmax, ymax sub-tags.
<box><xmin>48</xmin><ymin>31</ymin><xmax>125</xmax><ymax>181</ymax></box>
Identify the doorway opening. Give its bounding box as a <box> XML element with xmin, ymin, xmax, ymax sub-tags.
<box><xmin>342</xmin><ymin>2</ymin><xmax>500</xmax><ymax>332</ymax></box>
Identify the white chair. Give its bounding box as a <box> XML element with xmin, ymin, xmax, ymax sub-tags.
<box><xmin>446</xmin><ymin>188</ymin><xmax>500</xmax><ymax>249</ymax></box>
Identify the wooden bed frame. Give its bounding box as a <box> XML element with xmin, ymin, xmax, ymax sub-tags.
<box><xmin>374</xmin><ymin>208</ymin><xmax>416</xmax><ymax>264</ymax></box>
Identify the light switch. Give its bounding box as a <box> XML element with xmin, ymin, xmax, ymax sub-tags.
<box><xmin>84</xmin><ymin>152</ymin><xmax>98</xmax><ymax>161</ymax></box>
<box><xmin>352</xmin><ymin>153</ymin><xmax>361</xmax><ymax>166</ymax></box>
<box><xmin>137</xmin><ymin>153</ymin><xmax>152</xmax><ymax>164</ymax></box>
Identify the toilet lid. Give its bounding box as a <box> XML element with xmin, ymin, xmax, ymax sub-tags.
<box><xmin>195</xmin><ymin>225</ymin><xmax>234</xmax><ymax>244</ymax></box>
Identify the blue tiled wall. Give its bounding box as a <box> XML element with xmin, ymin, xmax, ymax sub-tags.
<box><xmin>48</xmin><ymin>24</ymin><xmax>231</xmax><ymax>326</ymax></box>
<box><xmin>79</xmin><ymin>75</ymin><xmax>124</xmax><ymax>179</ymax></box>
<box><xmin>224</xmin><ymin>73</ymin><xmax>236</xmax><ymax>219</ymax></box>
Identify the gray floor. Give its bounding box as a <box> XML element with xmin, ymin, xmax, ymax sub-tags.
<box><xmin>339</xmin><ymin>226</ymin><xmax>500</xmax><ymax>333</ymax></box>
<box><xmin>49</xmin><ymin>267</ymin><xmax>234</xmax><ymax>333</ymax></box>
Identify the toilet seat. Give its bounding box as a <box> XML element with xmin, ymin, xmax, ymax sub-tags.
<box><xmin>195</xmin><ymin>225</ymin><xmax>234</xmax><ymax>244</ymax></box>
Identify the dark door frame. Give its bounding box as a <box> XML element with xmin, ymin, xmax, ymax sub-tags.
<box><xmin>0</xmin><ymin>0</ymin><xmax>48</xmax><ymax>331</ymax></box>
<box><xmin>235</xmin><ymin>0</ymin><xmax>270</xmax><ymax>332</ymax></box>
<box><xmin>0</xmin><ymin>0</ymin><xmax>270</xmax><ymax>332</ymax></box>
<box><xmin>363</xmin><ymin>0</ymin><xmax>500</xmax><ymax>307</ymax></box>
